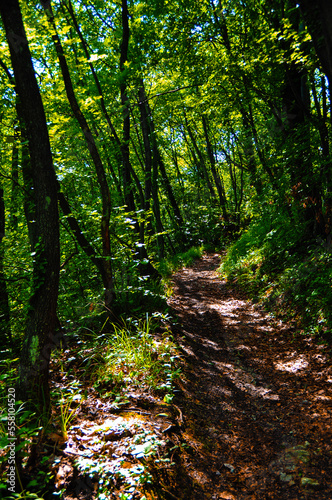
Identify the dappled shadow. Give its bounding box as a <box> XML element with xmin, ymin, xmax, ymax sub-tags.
<box><xmin>167</xmin><ymin>254</ymin><xmax>332</xmax><ymax>499</ymax></box>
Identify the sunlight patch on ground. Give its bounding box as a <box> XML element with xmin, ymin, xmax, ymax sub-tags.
<box><xmin>256</xmin><ymin>325</ymin><xmax>274</xmax><ymax>332</ymax></box>
<box><xmin>236</xmin><ymin>345</ymin><xmax>252</xmax><ymax>351</ymax></box>
<box><xmin>208</xmin><ymin>302</ymin><xmax>275</xmax><ymax>333</ymax></box>
<box><xmin>313</xmin><ymin>389</ymin><xmax>331</xmax><ymax>401</ymax></box>
<box><xmin>212</xmin><ymin>361</ymin><xmax>279</xmax><ymax>400</ymax></box>
<box><xmin>209</xmin><ymin>302</ymin><xmax>247</xmax><ymax>315</ymax></box>
<box><xmin>313</xmin><ymin>354</ymin><xmax>328</xmax><ymax>363</ymax></box>
<box><xmin>200</xmin><ymin>337</ymin><xmax>224</xmax><ymax>350</ymax></box>
<box><xmin>217</xmin><ymin>491</ymin><xmax>237</xmax><ymax>499</ymax></box>
<box><xmin>274</xmin><ymin>354</ymin><xmax>309</xmax><ymax>373</ymax></box>
<box><xmin>54</xmin><ymin>410</ymin><xmax>169</xmax><ymax>497</ymax></box>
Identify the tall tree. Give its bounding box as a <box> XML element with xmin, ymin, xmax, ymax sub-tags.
<box><xmin>0</xmin><ymin>0</ymin><xmax>60</xmax><ymax>409</ymax></box>
<box><xmin>40</xmin><ymin>0</ymin><xmax>115</xmax><ymax>307</ymax></box>
<box><xmin>0</xmin><ymin>181</ymin><xmax>11</xmax><ymax>348</ymax></box>
<box><xmin>298</xmin><ymin>0</ymin><xmax>332</xmax><ymax>240</ymax></box>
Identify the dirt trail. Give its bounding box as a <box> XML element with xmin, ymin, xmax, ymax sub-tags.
<box><xmin>167</xmin><ymin>253</ymin><xmax>332</xmax><ymax>499</ymax></box>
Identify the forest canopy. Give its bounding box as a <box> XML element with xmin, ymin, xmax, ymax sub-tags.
<box><xmin>0</xmin><ymin>0</ymin><xmax>332</xmax><ymax>479</ymax></box>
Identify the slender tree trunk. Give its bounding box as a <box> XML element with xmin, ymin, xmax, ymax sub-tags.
<box><xmin>118</xmin><ymin>0</ymin><xmax>160</xmax><ymax>274</ymax></box>
<box><xmin>201</xmin><ymin>114</ymin><xmax>229</xmax><ymax>221</ymax></box>
<box><xmin>41</xmin><ymin>0</ymin><xmax>115</xmax><ymax>307</ymax></box>
<box><xmin>19</xmin><ymin>119</ymin><xmax>38</xmax><ymax>249</ymax></box>
<box><xmin>240</xmin><ymin>106</ymin><xmax>263</xmax><ymax>196</ymax></box>
<box><xmin>141</xmin><ymin>87</ymin><xmax>184</xmax><ymax>231</ymax></box>
<box><xmin>0</xmin><ymin>183</ymin><xmax>11</xmax><ymax>348</ymax></box>
<box><xmin>120</xmin><ymin>0</ymin><xmax>135</xmax><ymax>213</ymax></box>
<box><xmin>63</xmin><ymin>0</ymin><xmax>124</xmax><ymax>201</ymax></box>
<box><xmin>0</xmin><ymin>0</ymin><xmax>60</xmax><ymax>410</ymax></box>
<box><xmin>57</xmin><ymin>187</ymin><xmax>109</xmax><ymax>285</ymax></box>
<box><xmin>10</xmin><ymin>122</ymin><xmax>19</xmax><ymax>230</ymax></box>
<box><xmin>184</xmin><ymin>111</ymin><xmax>217</xmax><ymax>201</ymax></box>
<box><xmin>298</xmin><ymin>0</ymin><xmax>332</xmax><ymax>241</ymax></box>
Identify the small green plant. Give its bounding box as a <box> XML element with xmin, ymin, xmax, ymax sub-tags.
<box><xmin>0</xmin><ymin>401</ymin><xmax>46</xmax><ymax>500</ymax></box>
<box><xmin>6</xmin><ymin>492</ymin><xmax>45</xmax><ymax>500</ymax></box>
<box><xmin>157</xmin><ymin>246</ymin><xmax>203</xmax><ymax>278</ymax></box>
<box><xmin>58</xmin><ymin>393</ymin><xmax>80</xmax><ymax>439</ymax></box>
<box><xmin>51</xmin><ymin>386</ymin><xmax>82</xmax><ymax>439</ymax></box>
<box><xmin>92</xmin><ymin>314</ymin><xmax>180</xmax><ymax>400</ymax></box>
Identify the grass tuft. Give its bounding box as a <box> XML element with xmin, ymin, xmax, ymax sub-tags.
<box><xmin>157</xmin><ymin>246</ymin><xmax>204</xmax><ymax>278</ymax></box>
<box><xmin>89</xmin><ymin>314</ymin><xmax>181</xmax><ymax>402</ymax></box>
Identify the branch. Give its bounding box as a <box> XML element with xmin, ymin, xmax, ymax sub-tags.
<box><xmin>0</xmin><ymin>55</ymin><xmax>14</xmax><ymax>83</ymax></box>
<box><xmin>138</xmin><ymin>84</ymin><xmax>203</xmax><ymax>105</ymax></box>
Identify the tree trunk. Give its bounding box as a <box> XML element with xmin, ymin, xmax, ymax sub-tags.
<box><xmin>298</xmin><ymin>0</ymin><xmax>332</xmax><ymax>86</ymax></box>
<box><xmin>298</xmin><ymin>0</ymin><xmax>332</xmax><ymax>240</ymax></box>
<box><xmin>120</xmin><ymin>0</ymin><xmax>136</xmax><ymax>213</ymax></box>
<box><xmin>0</xmin><ymin>0</ymin><xmax>60</xmax><ymax>410</ymax></box>
<box><xmin>10</xmin><ymin>122</ymin><xmax>19</xmax><ymax>230</ymax></box>
<box><xmin>281</xmin><ymin>5</ymin><xmax>324</xmax><ymax>237</ymax></box>
<box><xmin>0</xmin><ymin>183</ymin><xmax>11</xmax><ymax>349</ymax></box>
<box><xmin>41</xmin><ymin>0</ymin><xmax>115</xmax><ymax>307</ymax></box>
<box><xmin>201</xmin><ymin>114</ymin><xmax>229</xmax><ymax>221</ymax></box>
<box><xmin>184</xmin><ymin>110</ymin><xmax>217</xmax><ymax>201</ymax></box>
<box><xmin>63</xmin><ymin>0</ymin><xmax>124</xmax><ymax>201</ymax></box>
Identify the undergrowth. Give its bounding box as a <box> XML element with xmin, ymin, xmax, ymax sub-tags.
<box><xmin>0</xmin><ymin>247</ymin><xmax>201</xmax><ymax>499</ymax></box>
<box><xmin>219</xmin><ymin>208</ymin><xmax>332</xmax><ymax>343</ymax></box>
<box><xmin>157</xmin><ymin>246</ymin><xmax>204</xmax><ymax>278</ymax></box>
<box><xmin>81</xmin><ymin>313</ymin><xmax>181</xmax><ymax>403</ymax></box>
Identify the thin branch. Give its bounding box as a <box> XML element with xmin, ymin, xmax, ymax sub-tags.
<box><xmin>0</xmin><ymin>55</ymin><xmax>14</xmax><ymax>82</ymax></box>
<box><xmin>138</xmin><ymin>84</ymin><xmax>203</xmax><ymax>105</ymax></box>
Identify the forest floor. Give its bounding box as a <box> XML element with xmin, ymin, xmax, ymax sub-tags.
<box><xmin>164</xmin><ymin>253</ymin><xmax>332</xmax><ymax>499</ymax></box>
<box><xmin>32</xmin><ymin>253</ymin><xmax>332</xmax><ymax>500</ymax></box>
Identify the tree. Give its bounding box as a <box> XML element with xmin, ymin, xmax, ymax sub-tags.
<box><xmin>40</xmin><ymin>0</ymin><xmax>116</xmax><ymax>308</ymax></box>
<box><xmin>298</xmin><ymin>0</ymin><xmax>332</xmax><ymax>241</ymax></box>
<box><xmin>0</xmin><ymin>0</ymin><xmax>60</xmax><ymax>410</ymax></box>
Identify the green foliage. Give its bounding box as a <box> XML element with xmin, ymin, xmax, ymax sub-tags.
<box><xmin>74</xmin><ymin>425</ymin><xmax>163</xmax><ymax>500</ymax></box>
<box><xmin>1</xmin><ymin>0</ymin><xmax>332</xmax><ymax>495</ymax></box>
<box><xmin>220</xmin><ymin>204</ymin><xmax>332</xmax><ymax>340</ymax></box>
<box><xmin>265</xmin><ymin>248</ymin><xmax>332</xmax><ymax>340</ymax></box>
<box><xmin>54</xmin><ymin>389</ymin><xmax>82</xmax><ymax>439</ymax></box>
<box><xmin>90</xmin><ymin>314</ymin><xmax>180</xmax><ymax>402</ymax></box>
<box><xmin>157</xmin><ymin>246</ymin><xmax>204</xmax><ymax>278</ymax></box>
<box><xmin>112</xmin><ymin>250</ymin><xmax>166</xmax><ymax>316</ymax></box>
<box><xmin>4</xmin><ymin>492</ymin><xmax>45</xmax><ymax>500</ymax></box>
<box><xmin>0</xmin><ymin>401</ymin><xmax>43</xmax><ymax>487</ymax></box>
<box><xmin>2</xmin><ymin>222</ymin><xmax>33</xmax><ymax>345</ymax></box>
<box><xmin>180</xmin><ymin>206</ymin><xmax>226</xmax><ymax>249</ymax></box>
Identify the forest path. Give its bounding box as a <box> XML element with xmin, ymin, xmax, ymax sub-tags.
<box><xmin>167</xmin><ymin>253</ymin><xmax>332</xmax><ymax>499</ymax></box>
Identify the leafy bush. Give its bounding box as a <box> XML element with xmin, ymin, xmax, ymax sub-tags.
<box><xmin>220</xmin><ymin>204</ymin><xmax>332</xmax><ymax>341</ymax></box>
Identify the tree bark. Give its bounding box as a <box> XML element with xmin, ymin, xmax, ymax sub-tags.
<box><xmin>298</xmin><ymin>0</ymin><xmax>332</xmax><ymax>86</ymax></box>
<box><xmin>63</xmin><ymin>0</ymin><xmax>124</xmax><ymax>201</ymax></box>
<box><xmin>120</xmin><ymin>0</ymin><xmax>136</xmax><ymax>213</ymax></box>
<box><xmin>184</xmin><ymin>110</ymin><xmax>217</xmax><ymax>201</ymax></box>
<box><xmin>41</xmin><ymin>0</ymin><xmax>115</xmax><ymax>306</ymax></box>
<box><xmin>0</xmin><ymin>183</ymin><xmax>11</xmax><ymax>349</ymax></box>
<box><xmin>298</xmin><ymin>0</ymin><xmax>332</xmax><ymax>240</ymax></box>
<box><xmin>201</xmin><ymin>114</ymin><xmax>229</xmax><ymax>221</ymax></box>
<box><xmin>10</xmin><ymin>122</ymin><xmax>19</xmax><ymax>230</ymax></box>
<box><xmin>0</xmin><ymin>0</ymin><xmax>60</xmax><ymax>410</ymax></box>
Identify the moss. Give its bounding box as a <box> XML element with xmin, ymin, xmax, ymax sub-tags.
<box><xmin>30</xmin><ymin>335</ymin><xmax>39</xmax><ymax>365</ymax></box>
